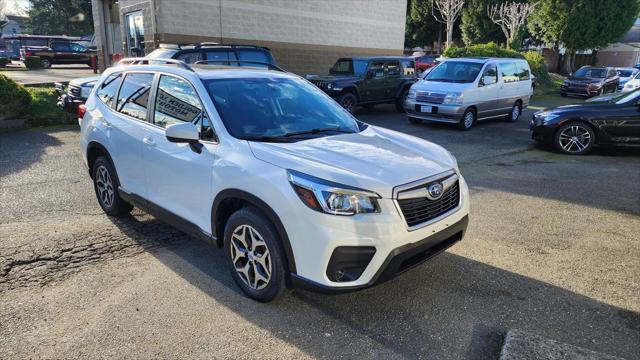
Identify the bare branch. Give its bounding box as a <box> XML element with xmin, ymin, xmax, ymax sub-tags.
<box><xmin>487</xmin><ymin>2</ymin><xmax>537</xmax><ymax>45</ymax></box>
<box><xmin>432</xmin><ymin>0</ymin><xmax>466</xmax><ymax>48</ymax></box>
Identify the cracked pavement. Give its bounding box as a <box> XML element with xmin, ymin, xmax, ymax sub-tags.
<box><xmin>1</xmin><ymin>102</ymin><xmax>639</xmax><ymax>359</ymax></box>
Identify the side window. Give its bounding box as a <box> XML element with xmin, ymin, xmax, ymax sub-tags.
<box><xmin>500</xmin><ymin>62</ymin><xmax>519</xmax><ymax>83</ymax></box>
<box><xmin>97</xmin><ymin>72</ymin><xmax>123</xmax><ymax>107</ymax></box>
<box><xmin>607</xmin><ymin>69</ymin><xmax>617</xmax><ymax>78</ymax></box>
<box><xmin>116</xmin><ymin>73</ymin><xmax>154</xmax><ymax>121</ymax></box>
<box><xmin>401</xmin><ymin>60</ymin><xmax>415</xmax><ymax>75</ymax></box>
<box><xmin>482</xmin><ymin>64</ymin><xmax>498</xmax><ymax>84</ymax></box>
<box><xmin>516</xmin><ymin>62</ymin><xmax>530</xmax><ymax>81</ymax></box>
<box><xmin>176</xmin><ymin>51</ymin><xmax>204</xmax><ymax>64</ymax></box>
<box><xmin>205</xmin><ymin>50</ymin><xmax>235</xmax><ymax>65</ymax></box>
<box><xmin>70</xmin><ymin>43</ymin><xmax>86</xmax><ymax>52</ymax></box>
<box><xmin>369</xmin><ymin>61</ymin><xmax>385</xmax><ymax>78</ymax></box>
<box><xmin>154</xmin><ymin>75</ymin><xmax>208</xmax><ymax>133</ymax></box>
<box><xmin>237</xmin><ymin>49</ymin><xmax>272</xmax><ymax>68</ymax></box>
<box><xmin>52</xmin><ymin>42</ymin><xmax>71</xmax><ymax>51</ymax></box>
<box><xmin>385</xmin><ymin>61</ymin><xmax>401</xmax><ymax>76</ymax></box>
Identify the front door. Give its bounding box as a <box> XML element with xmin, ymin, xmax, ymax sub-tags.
<box><xmin>476</xmin><ymin>63</ymin><xmax>500</xmax><ymax>118</ymax></box>
<box><xmin>143</xmin><ymin>74</ymin><xmax>217</xmax><ymax>233</ymax></box>
<box><xmin>361</xmin><ymin>61</ymin><xmax>387</xmax><ymax>101</ymax></box>
<box><xmin>124</xmin><ymin>11</ymin><xmax>145</xmax><ymax>57</ymax></box>
<box><xmin>598</xmin><ymin>103</ymin><xmax>640</xmax><ymax>143</ymax></box>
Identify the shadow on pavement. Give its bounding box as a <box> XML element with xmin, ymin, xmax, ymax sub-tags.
<box><xmin>109</xmin><ymin>215</ymin><xmax>639</xmax><ymax>360</ymax></box>
<box><xmin>0</xmin><ymin>129</ymin><xmax>64</xmax><ymax>178</ymax></box>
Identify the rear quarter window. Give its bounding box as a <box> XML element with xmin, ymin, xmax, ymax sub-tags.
<box><xmin>97</xmin><ymin>73</ymin><xmax>123</xmax><ymax>108</ymax></box>
<box><xmin>116</xmin><ymin>73</ymin><xmax>154</xmax><ymax>121</ymax></box>
<box><xmin>516</xmin><ymin>62</ymin><xmax>530</xmax><ymax>81</ymax></box>
<box><xmin>237</xmin><ymin>49</ymin><xmax>274</xmax><ymax>67</ymax></box>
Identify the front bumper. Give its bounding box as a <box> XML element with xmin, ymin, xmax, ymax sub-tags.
<box><xmin>403</xmin><ymin>98</ymin><xmax>464</xmax><ymax>123</ymax></box>
<box><xmin>529</xmin><ymin>116</ymin><xmax>555</xmax><ymax>143</ymax></box>
<box><xmin>57</xmin><ymin>93</ymin><xmax>84</xmax><ymax>114</ymax></box>
<box><xmin>282</xmin><ymin>173</ymin><xmax>470</xmax><ymax>291</ymax></box>
<box><xmin>560</xmin><ymin>85</ymin><xmax>601</xmax><ymax>97</ymax></box>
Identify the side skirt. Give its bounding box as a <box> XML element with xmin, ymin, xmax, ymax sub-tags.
<box><xmin>118</xmin><ymin>188</ymin><xmax>217</xmax><ymax>246</ymax></box>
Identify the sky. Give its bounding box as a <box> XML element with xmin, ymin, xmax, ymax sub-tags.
<box><xmin>1</xmin><ymin>0</ymin><xmax>29</xmax><ymax>16</ymax></box>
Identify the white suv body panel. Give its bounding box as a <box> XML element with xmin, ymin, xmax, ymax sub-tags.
<box><xmin>80</xmin><ymin>63</ymin><xmax>470</xmax><ymax>290</ymax></box>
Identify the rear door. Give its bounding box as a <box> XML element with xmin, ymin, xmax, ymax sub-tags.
<box><xmin>383</xmin><ymin>60</ymin><xmax>403</xmax><ymax>100</ymax></box>
<box><xmin>476</xmin><ymin>63</ymin><xmax>500</xmax><ymax>118</ymax></box>
<box><xmin>142</xmin><ymin>74</ymin><xmax>218</xmax><ymax>232</ymax></box>
<box><xmin>498</xmin><ymin>61</ymin><xmax>520</xmax><ymax>113</ymax></box>
<box><xmin>106</xmin><ymin>72</ymin><xmax>155</xmax><ymax>198</ymax></box>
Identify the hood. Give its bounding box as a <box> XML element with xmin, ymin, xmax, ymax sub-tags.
<box><xmin>411</xmin><ymin>80</ymin><xmax>471</xmax><ymax>93</ymax></box>
<box><xmin>69</xmin><ymin>75</ymin><xmax>101</xmax><ymax>88</ymax></box>
<box><xmin>545</xmin><ymin>101</ymin><xmax>615</xmax><ymax>112</ymax></box>
<box><xmin>566</xmin><ymin>76</ymin><xmax>603</xmax><ymax>84</ymax></box>
<box><xmin>308</xmin><ymin>74</ymin><xmax>361</xmax><ymax>83</ymax></box>
<box><xmin>249</xmin><ymin>126</ymin><xmax>456</xmax><ymax>198</ymax></box>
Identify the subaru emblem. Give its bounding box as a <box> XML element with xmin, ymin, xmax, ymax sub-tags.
<box><xmin>426</xmin><ymin>182</ymin><xmax>444</xmax><ymax>200</ymax></box>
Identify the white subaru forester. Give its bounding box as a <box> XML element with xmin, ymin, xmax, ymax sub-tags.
<box><xmin>80</xmin><ymin>59</ymin><xmax>470</xmax><ymax>302</ymax></box>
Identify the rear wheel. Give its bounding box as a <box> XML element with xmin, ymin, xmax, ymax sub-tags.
<box><xmin>395</xmin><ymin>88</ymin><xmax>409</xmax><ymax>112</ymax></box>
<box><xmin>458</xmin><ymin>108</ymin><xmax>476</xmax><ymax>130</ymax></box>
<box><xmin>554</xmin><ymin>122</ymin><xmax>595</xmax><ymax>155</ymax></box>
<box><xmin>40</xmin><ymin>57</ymin><xmax>52</xmax><ymax>68</ymax></box>
<box><xmin>224</xmin><ymin>207</ymin><xmax>287</xmax><ymax>302</ymax></box>
<box><xmin>338</xmin><ymin>92</ymin><xmax>357</xmax><ymax>114</ymax></box>
<box><xmin>92</xmin><ymin>156</ymin><xmax>133</xmax><ymax>216</ymax></box>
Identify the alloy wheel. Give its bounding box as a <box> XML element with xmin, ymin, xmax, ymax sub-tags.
<box><xmin>41</xmin><ymin>59</ymin><xmax>51</xmax><ymax>68</ymax></box>
<box><xmin>341</xmin><ymin>98</ymin><xmax>355</xmax><ymax>113</ymax></box>
<box><xmin>511</xmin><ymin>105</ymin><xmax>520</xmax><ymax>121</ymax></box>
<box><xmin>464</xmin><ymin>111</ymin><xmax>474</xmax><ymax>129</ymax></box>
<box><xmin>95</xmin><ymin>165</ymin><xmax>115</xmax><ymax>208</ymax></box>
<box><xmin>558</xmin><ymin>125</ymin><xmax>592</xmax><ymax>153</ymax></box>
<box><xmin>229</xmin><ymin>224</ymin><xmax>272</xmax><ymax>290</ymax></box>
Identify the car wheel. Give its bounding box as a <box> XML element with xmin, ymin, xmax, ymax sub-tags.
<box><xmin>395</xmin><ymin>88</ymin><xmax>409</xmax><ymax>112</ymax></box>
<box><xmin>40</xmin><ymin>58</ymin><xmax>52</xmax><ymax>68</ymax></box>
<box><xmin>224</xmin><ymin>207</ymin><xmax>287</xmax><ymax>302</ymax></box>
<box><xmin>505</xmin><ymin>101</ymin><xmax>522</xmax><ymax>122</ymax></box>
<box><xmin>338</xmin><ymin>92</ymin><xmax>358</xmax><ymax>114</ymax></box>
<box><xmin>554</xmin><ymin>122</ymin><xmax>595</xmax><ymax>155</ymax></box>
<box><xmin>458</xmin><ymin>108</ymin><xmax>476</xmax><ymax>130</ymax></box>
<box><xmin>92</xmin><ymin>156</ymin><xmax>133</xmax><ymax>216</ymax></box>
<box><xmin>408</xmin><ymin>116</ymin><xmax>422</xmax><ymax>125</ymax></box>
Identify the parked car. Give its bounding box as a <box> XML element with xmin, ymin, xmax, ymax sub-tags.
<box><xmin>57</xmin><ymin>43</ymin><xmax>279</xmax><ymax>117</ymax></box>
<box><xmin>531</xmin><ymin>89</ymin><xmax>640</xmax><ymax>155</ymax></box>
<box><xmin>616</xmin><ymin>67</ymin><xmax>639</xmax><ymax>91</ymax></box>
<box><xmin>414</xmin><ymin>55</ymin><xmax>439</xmax><ymax>74</ymax></box>
<box><xmin>20</xmin><ymin>41</ymin><xmax>96</xmax><ymax>68</ymax></box>
<box><xmin>405</xmin><ymin>57</ymin><xmax>533</xmax><ymax>130</ymax></box>
<box><xmin>306</xmin><ymin>56</ymin><xmax>417</xmax><ymax>113</ymax></box>
<box><xmin>560</xmin><ymin>66</ymin><xmax>619</xmax><ymax>97</ymax></box>
<box><xmin>622</xmin><ymin>70</ymin><xmax>640</xmax><ymax>92</ymax></box>
<box><xmin>79</xmin><ymin>59</ymin><xmax>469</xmax><ymax>301</ymax></box>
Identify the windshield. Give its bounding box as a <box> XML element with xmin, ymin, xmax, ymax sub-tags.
<box><xmin>574</xmin><ymin>67</ymin><xmax>606</xmax><ymax>78</ymax></box>
<box><xmin>614</xmin><ymin>89</ymin><xmax>640</xmax><ymax>104</ymax></box>
<box><xmin>329</xmin><ymin>59</ymin><xmax>368</xmax><ymax>75</ymax></box>
<box><xmin>205</xmin><ymin>77</ymin><xmax>360</xmax><ymax>140</ymax></box>
<box><xmin>425</xmin><ymin>61</ymin><xmax>483</xmax><ymax>83</ymax></box>
<box><xmin>617</xmin><ymin>69</ymin><xmax>636</xmax><ymax>77</ymax></box>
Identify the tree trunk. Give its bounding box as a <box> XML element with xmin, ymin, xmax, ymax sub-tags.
<box><xmin>446</xmin><ymin>21</ymin><xmax>454</xmax><ymax>48</ymax></box>
<box><xmin>563</xmin><ymin>49</ymin><xmax>575</xmax><ymax>74</ymax></box>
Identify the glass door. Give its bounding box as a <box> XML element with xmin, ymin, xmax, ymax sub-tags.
<box><xmin>124</xmin><ymin>11</ymin><xmax>145</xmax><ymax>57</ymax></box>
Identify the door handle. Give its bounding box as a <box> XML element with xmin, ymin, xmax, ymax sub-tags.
<box><xmin>142</xmin><ymin>136</ymin><xmax>156</xmax><ymax>147</ymax></box>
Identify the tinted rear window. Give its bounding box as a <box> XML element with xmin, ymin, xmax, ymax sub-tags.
<box><xmin>237</xmin><ymin>49</ymin><xmax>274</xmax><ymax>67</ymax></box>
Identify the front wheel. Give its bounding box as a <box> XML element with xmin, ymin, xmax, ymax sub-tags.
<box><xmin>224</xmin><ymin>207</ymin><xmax>287</xmax><ymax>302</ymax></box>
<box><xmin>554</xmin><ymin>122</ymin><xmax>595</xmax><ymax>155</ymax></box>
<box><xmin>505</xmin><ymin>101</ymin><xmax>522</xmax><ymax>122</ymax></box>
<box><xmin>337</xmin><ymin>92</ymin><xmax>357</xmax><ymax>114</ymax></box>
<box><xmin>458</xmin><ymin>109</ymin><xmax>476</xmax><ymax>130</ymax></box>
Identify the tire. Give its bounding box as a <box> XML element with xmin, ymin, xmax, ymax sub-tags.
<box><xmin>223</xmin><ymin>207</ymin><xmax>287</xmax><ymax>302</ymax></box>
<box><xmin>337</xmin><ymin>92</ymin><xmax>358</xmax><ymax>114</ymax></box>
<box><xmin>408</xmin><ymin>116</ymin><xmax>422</xmax><ymax>125</ymax></box>
<box><xmin>92</xmin><ymin>156</ymin><xmax>133</xmax><ymax>216</ymax></box>
<box><xmin>40</xmin><ymin>58</ymin><xmax>52</xmax><ymax>68</ymax></box>
<box><xmin>458</xmin><ymin>108</ymin><xmax>476</xmax><ymax>130</ymax></box>
<box><xmin>395</xmin><ymin>88</ymin><xmax>409</xmax><ymax>112</ymax></box>
<box><xmin>505</xmin><ymin>101</ymin><xmax>522</xmax><ymax>122</ymax></box>
<box><xmin>554</xmin><ymin>122</ymin><xmax>595</xmax><ymax>155</ymax></box>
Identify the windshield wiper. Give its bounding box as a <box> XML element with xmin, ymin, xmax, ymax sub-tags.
<box><xmin>239</xmin><ymin>135</ymin><xmax>296</xmax><ymax>142</ymax></box>
<box><xmin>427</xmin><ymin>78</ymin><xmax>451</xmax><ymax>82</ymax></box>
<box><xmin>281</xmin><ymin>127</ymin><xmax>356</xmax><ymax>137</ymax></box>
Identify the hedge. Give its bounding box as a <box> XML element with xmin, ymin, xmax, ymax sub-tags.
<box><xmin>443</xmin><ymin>42</ymin><xmax>551</xmax><ymax>86</ymax></box>
<box><xmin>0</xmin><ymin>74</ymin><xmax>32</xmax><ymax>119</ymax></box>
<box><xmin>24</xmin><ymin>56</ymin><xmax>42</xmax><ymax>70</ymax></box>
<box><xmin>0</xmin><ymin>57</ymin><xmax>9</xmax><ymax>67</ymax></box>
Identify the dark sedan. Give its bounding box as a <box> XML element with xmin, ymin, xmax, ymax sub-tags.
<box><xmin>560</xmin><ymin>66</ymin><xmax>619</xmax><ymax>98</ymax></box>
<box><xmin>531</xmin><ymin>90</ymin><xmax>640</xmax><ymax>155</ymax></box>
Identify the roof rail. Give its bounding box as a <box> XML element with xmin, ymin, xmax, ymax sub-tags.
<box><xmin>193</xmin><ymin>59</ymin><xmax>285</xmax><ymax>72</ymax></box>
<box><xmin>118</xmin><ymin>57</ymin><xmax>194</xmax><ymax>72</ymax></box>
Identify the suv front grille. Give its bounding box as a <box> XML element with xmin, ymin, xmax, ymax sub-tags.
<box><xmin>416</xmin><ymin>91</ymin><xmax>445</xmax><ymax>104</ymax></box>
<box><xmin>397</xmin><ymin>177</ymin><xmax>460</xmax><ymax>228</ymax></box>
<box><xmin>310</xmin><ymin>80</ymin><xmax>329</xmax><ymax>91</ymax></box>
<box><xmin>68</xmin><ymin>85</ymin><xmax>81</xmax><ymax>97</ymax></box>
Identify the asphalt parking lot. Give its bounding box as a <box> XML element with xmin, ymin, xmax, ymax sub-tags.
<box><xmin>1</xmin><ymin>100</ymin><xmax>639</xmax><ymax>359</ymax></box>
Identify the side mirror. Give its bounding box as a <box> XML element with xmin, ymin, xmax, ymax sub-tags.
<box><xmin>166</xmin><ymin>122</ymin><xmax>199</xmax><ymax>143</ymax></box>
<box><xmin>480</xmin><ymin>76</ymin><xmax>496</xmax><ymax>86</ymax></box>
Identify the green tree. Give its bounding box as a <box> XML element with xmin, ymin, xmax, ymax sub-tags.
<box><xmin>529</xmin><ymin>0</ymin><xmax>639</xmax><ymax>73</ymax></box>
<box><xmin>25</xmin><ymin>0</ymin><xmax>93</xmax><ymax>36</ymax></box>
<box><xmin>405</xmin><ymin>0</ymin><xmax>443</xmax><ymax>50</ymax></box>
<box><xmin>461</xmin><ymin>0</ymin><xmax>504</xmax><ymax>45</ymax></box>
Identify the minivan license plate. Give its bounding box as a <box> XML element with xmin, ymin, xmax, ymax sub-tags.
<box><xmin>420</xmin><ymin>105</ymin><xmax>432</xmax><ymax>113</ymax></box>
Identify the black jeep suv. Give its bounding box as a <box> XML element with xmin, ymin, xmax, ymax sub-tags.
<box><xmin>307</xmin><ymin>57</ymin><xmax>417</xmax><ymax>113</ymax></box>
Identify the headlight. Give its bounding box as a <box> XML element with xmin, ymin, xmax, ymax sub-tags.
<box><xmin>588</xmin><ymin>83</ymin><xmax>602</xmax><ymax>89</ymax></box>
<box><xmin>443</xmin><ymin>92</ymin><xmax>463</xmax><ymax>105</ymax></box>
<box><xmin>407</xmin><ymin>89</ymin><xmax>416</xmax><ymax>100</ymax></box>
<box><xmin>327</xmin><ymin>83</ymin><xmax>333</xmax><ymax>90</ymax></box>
<box><xmin>562</xmin><ymin>80</ymin><xmax>569</xmax><ymax>85</ymax></box>
<box><xmin>535</xmin><ymin>111</ymin><xmax>560</xmax><ymax>123</ymax></box>
<box><xmin>288</xmin><ymin>170</ymin><xmax>380</xmax><ymax>215</ymax></box>
<box><xmin>80</xmin><ymin>86</ymin><xmax>92</xmax><ymax>99</ymax></box>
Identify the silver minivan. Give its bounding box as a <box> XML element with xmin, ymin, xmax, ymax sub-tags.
<box><xmin>404</xmin><ymin>58</ymin><xmax>533</xmax><ymax>130</ymax></box>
